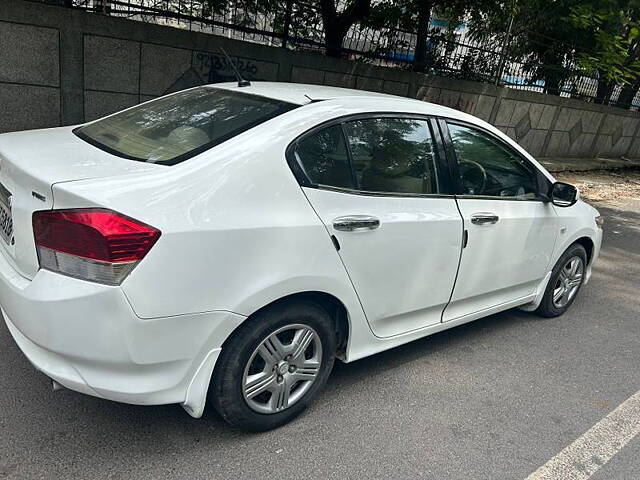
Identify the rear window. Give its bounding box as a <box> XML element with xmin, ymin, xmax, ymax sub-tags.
<box><xmin>75</xmin><ymin>87</ymin><xmax>297</xmax><ymax>165</ymax></box>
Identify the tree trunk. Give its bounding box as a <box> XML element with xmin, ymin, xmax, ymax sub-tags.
<box><xmin>541</xmin><ymin>56</ymin><xmax>563</xmax><ymax>96</ymax></box>
<box><xmin>538</xmin><ymin>46</ymin><xmax>565</xmax><ymax>96</ymax></box>
<box><xmin>320</xmin><ymin>0</ymin><xmax>371</xmax><ymax>58</ymax></box>
<box><xmin>324</xmin><ymin>23</ymin><xmax>347</xmax><ymax>58</ymax></box>
<box><xmin>413</xmin><ymin>2</ymin><xmax>433</xmax><ymax>73</ymax></box>
<box><xmin>281</xmin><ymin>0</ymin><xmax>293</xmax><ymax>49</ymax></box>
<box><xmin>616</xmin><ymin>81</ymin><xmax>640</xmax><ymax>110</ymax></box>
<box><xmin>594</xmin><ymin>76</ymin><xmax>614</xmax><ymax>105</ymax></box>
<box><xmin>543</xmin><ymin>72</ymin><xmax>562</xmax><ymax>96</ymax></box>
<box><xmin>94</xmin><ymin>0</ymin><xmax>111</xmax><ymax>14</ymax></box>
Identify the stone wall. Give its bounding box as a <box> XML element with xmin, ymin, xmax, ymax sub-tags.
<box><xmin>2</xmin><ymin>0</ymin><xmax>640</xmax><ymax>158</ymax></box>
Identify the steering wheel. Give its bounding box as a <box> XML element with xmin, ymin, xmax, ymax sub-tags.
<box><xmin>458</xmin><ymin>159</ymin><xmax>487</xmax><ymax>195</ymax></box>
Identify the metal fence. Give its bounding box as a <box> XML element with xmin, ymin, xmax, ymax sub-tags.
<box><xmin>38</xmin><ymin>0</ymin><xmax>636</xmax><ymax>109</ymax></box>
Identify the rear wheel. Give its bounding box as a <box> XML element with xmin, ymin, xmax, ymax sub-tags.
<box><xmin>536</xmin><ymin>243</ymin><xmax>587</xmax><ymax>318</ymax></box>
<box><xmin>209</xmin><ymin>300</ymin><xmax>336</xmax><ymax>431</ymax></box>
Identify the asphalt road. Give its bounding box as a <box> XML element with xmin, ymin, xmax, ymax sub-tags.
<box><xmin>1</xmin><ymin>199</ymin><xmax>639</xmax><ymax>480</ymax></box>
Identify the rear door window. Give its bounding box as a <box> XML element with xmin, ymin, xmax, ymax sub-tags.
<box><xmin>343</xmin><ymin>118</ymin><xmax>439</xmax><ymax>194</ymax></box>
<box><xmin>75</xmin><ymin>87</ymin><xmax>297</xmax><ymax>165</ymax></box>
<box><xmin>292</xmin><ymin>124</ymin><xmax>354</xmax><ymax>189</ymax></box>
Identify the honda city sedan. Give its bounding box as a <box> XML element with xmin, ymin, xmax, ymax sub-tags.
<box><xmin>0</xmin><ymin>82</ymin><xmax>602</xmax><ymax>431</ymax></box>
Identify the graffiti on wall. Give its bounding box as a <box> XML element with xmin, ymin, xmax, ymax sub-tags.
<box><xmin>193</xmin><ymin>52</ymin><xmax>260</xmax><ymax>83</ymax></box>
<box><xmin>163</xmin><ymin>51</ymin><xmax>271</xmax><ymax>95</ymax></box>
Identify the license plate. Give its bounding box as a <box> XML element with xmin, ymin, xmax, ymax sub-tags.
<box><xmin>0</xmin><ymin>183</ymin><xmax>13</xmax><ymax>245</ymax></box>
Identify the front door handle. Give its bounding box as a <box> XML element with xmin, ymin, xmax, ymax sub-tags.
<box><xmin>333</xmin><ymin>215</ymin><xmax>380</xmax><ymax>232</ymax></box>
<box><xmin>471</xmin><ymin>213</ymin><xmax>499</xmax><ymax>225</ymax></box>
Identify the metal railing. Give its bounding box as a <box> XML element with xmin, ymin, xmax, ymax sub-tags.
<box><xmin>38</xmin><ymin>0</ymin><xmax>637</xmax><ymax>109</ymax></box>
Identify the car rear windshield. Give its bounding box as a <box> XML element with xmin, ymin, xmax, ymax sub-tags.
<box><xmin>74</xmin><ymin>87</ymin><xmax>298</xmax><ymax>165</ymax></box>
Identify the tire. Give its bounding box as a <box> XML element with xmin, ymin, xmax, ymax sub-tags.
<box><xmin>208</xmin><ymin>300</ymin><xmax>336</xmax><ymax>432</ymax></box>
<box><xmin>536</xmin><ymin>243</ymin><xmax>587</xmax><ymax>318</ymax></box>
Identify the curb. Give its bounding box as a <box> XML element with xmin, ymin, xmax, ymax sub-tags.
<box><xmin>539</xmin><ymin>157</ymin><xmax>640</xmax><ymax>173</ymax></box>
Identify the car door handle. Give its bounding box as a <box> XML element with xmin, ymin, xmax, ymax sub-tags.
<box><xmin>471</xmin><ymin>213</ymin><xmax>499</xmax><ymax>225</ymax></box>
<box><xmin>333</xmin><ymin>215</ymin><xmax>380</xmax><ymax>232</ymax></box>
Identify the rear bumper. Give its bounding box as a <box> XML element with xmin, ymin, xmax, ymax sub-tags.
<box><xmin>0</xmin><ymin>252</ymin><xmax>245</xmax><ymax>409</ymax></box>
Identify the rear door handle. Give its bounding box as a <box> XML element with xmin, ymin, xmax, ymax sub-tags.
<box><xmin>471</xmin><ymin>213</ymin><xmax>499</xmax><ymax>225</ymax></box>
<box><xmin>333</xmin><ymin>215</ymin><xmax>380</xmax><ymax>232</ymax></box>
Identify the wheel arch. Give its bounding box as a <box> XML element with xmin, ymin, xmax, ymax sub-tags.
<box><xmin>226</xmin><ymin>291</ymin><xmax>351</xmax><ymax>360</ymax></box>
<box><xmin>574</xmin><ymin>236</ymin><xmax>594</xmax><ymax>264</ymax></box>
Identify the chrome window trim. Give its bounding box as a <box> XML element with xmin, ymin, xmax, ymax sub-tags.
<box><xmin>302</xmin><ymin>184</ymin><xmax>456</xmax><ymax>200</ymax></box>
<box><xmin>455</xmin><ymin>194</ymin><xmax>545</xmax><ymax>203</ymax></box>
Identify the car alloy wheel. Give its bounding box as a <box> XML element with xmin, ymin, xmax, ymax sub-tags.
<box><xmin>552</xmin><ymin>256</ymin><xmax>584</xmax><ymax>309</ymax></box>
<box><xmin>535</xmin><ymin>243</ymin><xmax>588</xmax><ymax>318</ymax></box>
<box><xmin>242</xmin><ymin>324</ymin><xmax>322</xmax><ymax>414</ymax></box>
<box><xmin>209</xmin><ymin>300</ymin><xmax>336</xmax><ymax>431</ymax></box>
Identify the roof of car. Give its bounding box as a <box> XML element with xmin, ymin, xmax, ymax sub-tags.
<box><xmin>204</xmin><ymin>82</ymin><xmax>553</xmax><ymax>181</ymax></box>
<box><xmin>209</xmin><ymin>81</ymin><xmax>464</xmax><ymax>118</ymax></box>
<box><xmin>210</xmin><ymin>81</ymin><xmax>393</xmax><ymax>103</ymax></box>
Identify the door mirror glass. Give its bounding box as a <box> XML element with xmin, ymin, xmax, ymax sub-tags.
<box><xmin>550</xmin><ymin>182</ymin><xmax>578</xmax><ymax>207</ymax></box>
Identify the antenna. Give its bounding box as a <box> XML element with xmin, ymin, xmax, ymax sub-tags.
<box><xmin>304</xmin><ymin>94</ymin><xmax>324</xmax><ymax>103</ymax></box>
<box><xmin>219</xmin><ymin>47</ymin><xmax>251</xmax><ymax>87</ymax></box>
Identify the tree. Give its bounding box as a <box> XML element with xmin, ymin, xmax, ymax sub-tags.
<box><xmin>467</xmin><ymin>0</ymin><xmax>588</xmax><ymax>96</ymax></box>
<box><xmin>364</xmin><ymin>0</ymin><xmax>476</xmax><ymax>72</ymax></box>
<box><xmin>570</xmin><ymin>1</ymin><xmax>640</xmax><ymax>108</ymax></box>
<box><xmin>467</xmin><ymin>0</ymin><xmax>640</xmax><ymax>106</ymax></box>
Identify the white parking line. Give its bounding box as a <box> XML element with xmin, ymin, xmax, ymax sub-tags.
<box><xmin>526</xmin><ymin>390</ymin><xmax>640</xmax><ymax>480</ymax></box>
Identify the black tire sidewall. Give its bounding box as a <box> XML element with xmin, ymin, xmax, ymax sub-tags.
<box><xmin>537</xmin><ymin>244</ymin><xmax>587</xmax><ymax>317</ymax></box>
<box><xmin>209</xmin><ymin>301</ymin><xmax>336</xmax><ymax>432</ymax></box>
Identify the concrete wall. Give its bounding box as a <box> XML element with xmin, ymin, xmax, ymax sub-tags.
<box><xmin>2</xmin><ymin>0</ymin><xmax>640</xmax><ymax>159</ymax></box>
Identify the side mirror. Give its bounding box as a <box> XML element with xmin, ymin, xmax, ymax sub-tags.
<box><xmin>549</xmin><ymin>181</ymin><xmax>578</xmax><ymax>207</ymax></box>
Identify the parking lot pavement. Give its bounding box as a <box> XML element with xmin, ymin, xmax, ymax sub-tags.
<box><xmin>1</xmin><ymin>197</ymin><xmax>639</xmax><ymax>480</ymax></box>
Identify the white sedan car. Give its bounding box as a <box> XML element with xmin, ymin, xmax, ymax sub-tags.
<box><xmin>0</xmin><ymin>82</ymin><xmax>601</xmax><ymax>431</ymax></box>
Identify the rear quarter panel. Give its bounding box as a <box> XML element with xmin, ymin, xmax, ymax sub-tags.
<box><xmin>50</xmin><ymin>106</ymin><xmax>369</xmax><ymax>326</ymax></box>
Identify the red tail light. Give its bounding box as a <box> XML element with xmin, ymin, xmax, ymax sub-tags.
<box><xmin>33</xmin><ymin>209</ymin><xmax>161</xmax><ymax>285</ymax></box>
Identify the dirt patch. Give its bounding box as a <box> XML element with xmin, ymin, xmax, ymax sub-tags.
<box><xmin>555</xmin><ymin>169</ymin><xmax>640</xmax><ymax>204</ymax></box>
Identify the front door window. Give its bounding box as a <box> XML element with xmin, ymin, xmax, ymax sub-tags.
<box><xmin>447</xmin><ymin>123</ymin><xmax>538</xmax><ymax>199</ymax></box>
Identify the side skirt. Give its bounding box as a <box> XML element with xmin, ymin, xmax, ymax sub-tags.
<box><xmin>344</xmin><ymin>292</ymin><xmax>537</xmax><ymax>363</ymax></box>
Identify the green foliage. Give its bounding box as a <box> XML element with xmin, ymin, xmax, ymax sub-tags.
<box><xmin>569</xmin><ymin>1</ymin><xmax>640</xmax><ymax>85</ymax></box>
<box><xmin>469</xmin><ymin>1</ymin><xmax>584</xmax><ymax>85</ymax></box>
<box><xmin>465</xmin><ymin>0</ymin><xmax>640</xmax><ymax>97</ymax></box>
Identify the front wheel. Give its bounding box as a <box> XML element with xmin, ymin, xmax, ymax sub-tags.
<box><xmin>209</xmin><ymin>301</ymin><xmax>336</xmax><ymax>431</ymax></box>
<box><xmin>536</xmin><ymin>243</ymin><xmax>587</xmax><ymax>318</ymax></box>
